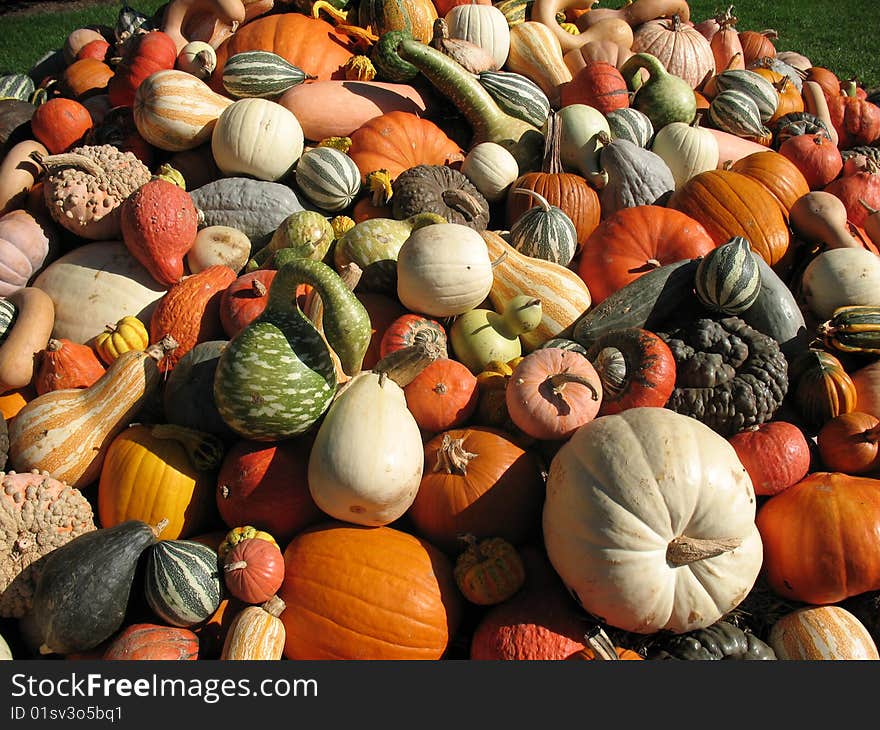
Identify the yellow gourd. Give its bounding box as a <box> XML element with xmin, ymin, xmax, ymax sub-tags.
<box><xmin>94</xmin><ymin>315</ymin><xmax>149</xmax><ymax>365</ymax></box>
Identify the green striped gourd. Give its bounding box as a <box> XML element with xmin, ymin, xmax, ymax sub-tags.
<box><xmin>0</xmin><ymin>74</ymin><xmax>35</xmax><ymax>102</ymax></box>
<box><xmin>481</xmin><ymin>229</ymin><xmax>592</xmax><ymax>351</ymax></box>
<box><xmin>818</xmin><ymin>306</ymin><xmax>880</xmax><ymax>355</ymax></box>
<box><xmin>695</xmin><ymin>236</ymin><xmax>762</xmax><ymax>314</ymax></box>
<box><xmin>606</xmin><ymin>107</ymin><xmax>655</xmax><ymax>148</ymax></box>
<box><xmin>508</xmin><ymin>188</ymin><xmax>576</xmax><ymax>266</ymax></box>
<box><xmin>213</xmin><ymin>250</ymin><xmax>371</xmax><ymax>441</ymax></box>
<box><xmin>494</xmin><ymin>0</ymin><xmax>534</xmax><ymax>26</ymax></box>
<box><xmin>222</xmin><ymin>51</ymin><xmax>314</xmax><ymax>99</ymax></box>
<box><xmin>708</xmin><ymin>89</ymin><xmax>771</xmax><ymax>140</ymax></box>
<box><xmin>144</xmin><ymin>540</ymin><xmax>221</xmax><ymax>627</ymax></box>
<box><xmin>712</xmin><ymin>69</ymin><xmax>779</xmax><ymax>124</ymax></box>
<box><xmin>477</xmin><ymin>70</ymin><xmax>550</xmax><ymax>128</ymax></box>
<box><xmin>248</xmin><ymin>210</ymin><xmax>335</xmax><ymax>271</ymax></box>
<box><xmin>0</xmin><ymin>299</ymin><xmax>17</xmax><ymax>343</ymax></box>
<box><xmin>294</xmin><ymin>147</ymin><xmax>361</xmax><ymax>213</ymax></box>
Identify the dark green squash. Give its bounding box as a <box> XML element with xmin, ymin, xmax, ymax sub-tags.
<box><xmin>650</xmin><ymin>621</ymin><xmax>777</xmax><ymax>660</ymax></box>
<box><xmin>29</xmin><ymin>520</ymin><xmax>163</xmax><ymax>655</ymax></box>
<box><xmin>144</xmin><ymin>539</ymin><xmax>222</xmax><ymax>628</ymax></box>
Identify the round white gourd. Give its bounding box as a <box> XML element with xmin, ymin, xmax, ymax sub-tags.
<box><xmin>651</xmin><ymin>121</ymin><xmax>719</xmax><ymax>190</ymax></box>
<box><xmin>445</xmin><ymin>3</ymin><xmax>511</xmax><ymax>70</ymax></box>
<box><xmin>543</xmin><ymin>406</ymin><xmax>762</xmax><ymax>635</ymax></box>
<box><xmin>396</xmin><ymin>223</ymin><xmax>493</xmax><ymax>317</ymax></box>
<box><xmin>176</xmin><ymin>41</ymin><xmax>217</xmax><ymax>79</ymax></box>
<box><xmin>801</xmin><ymin>247</ymin><xmax>880</xmax><ymax>321</ymax></box>
<box><xmin>211</xmin><ymin>98</ymin><xmax>304</xmax><ymax>182</ymax></box>
<box><xmin>186</xmin><ymin>225</ymin><xmax>250</xmax><ymax>274</ymax></box>
<box><xmin>460</xmin><ymin>142</ymin><xmax>519</xmax><ymax>202</ymax></box>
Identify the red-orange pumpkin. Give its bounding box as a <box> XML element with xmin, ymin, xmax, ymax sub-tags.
<box><xmin>577</xmin><ymin>205</ymin><xmax>716</xmax><ymax>304</ymax></box>
<box><xmin>223</xmin><ymin>537</ymin><xmax>285</xmax><ymax>605</ymax></box>
<box><xmin>824</xmin><ymin>168</ymin><xmax>880</xmax><ymax>228</ymax></box>
<box><xmin>825</xmin><ymin>93</ymin><xmax>880</xmax><ymax>150</ymax></box>
<box><xmin>30</xmin><ymin>98</ymin><xmax>93</xmax><ymax>155</ymax></box>
<box><xmin>107</xmin><ymin>30</ymin><xmax>179</xmax><ymax>108</ymax></box>
<box><xmin>219</xmin><ymin>270</ymin><xmax>277</xmax><ymax>338</ymax></box>
<box><xmin>356</xmin><ymin>292</ymin><xmax>407</xmax><ymax>370</ymax></box>
<box><xmin>778</xmin><ymin>134</ymin><xmax>843</xmax><ymax>190</ymax></box>
<box><xmin>33</xmin><ymin>338</ymin><xmax>106</xmax><ymax>395</ymax></box>
<box><xmin>804</xmin><ymin>66</ymin><xmax>841</xmax><ymax>99</ymax></box>
<box><xmin>76</xmin><ymin>38</ymin><xmax>111</xmax><ymax>62</ymax></box>
<box><xmin>102</xmin><ymin>624</ymin><xmax>199</xmax><ymax>660</ymax></box>
<box><xmin>408</xmin><ymin>426</ymin><xmax>544</xmax><ymax>554</ymax></box>
<box><xmin>404</xmin><ymin>358</ymin><xmax>479</xmax><ymax>434</ymax></box>
<box><xmin>560</xmin><ymin>61</ymin><xmax>630</xmax><ymax>114</ymax></box>
<box><xmin>280</xmin><ymin>521</ymin><xmax>462</xmax><ymax>660</ymax></box>
<box><xmin>817</xmin><ymin>411</ymin><xmax>880</xmax><ymax>474</ymax></box>
<box><xmin>756</xmin><ymin>471</ymin><xmax>880</xmax><ymax>604</ymax></box>
<box><xmin>379</xmin><ymin>313</ymin><xmax>448</xmax><ymax>360</ymax></box>
<box><xmin>60</xmin><ymin>58</ymin><xmax>114</xmax><ymax>100</ymax></box>
<box><xmin>728</xmin><ymin>421</ymin><xmax>812</xmax><ymax>496</ymax></box>
<box><xmin>738</xmin><ymin>28</ymin><xmax>777</xmax><ymax>65</ymax></box>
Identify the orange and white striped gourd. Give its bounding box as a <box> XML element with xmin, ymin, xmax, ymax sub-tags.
<box><xmin>769</xmin><ymin>606</ymin><xmax>879</xmax><ymax>660</ymax></box>
<box><xmin>220</xmin><ymin>595</ymin><xmax>286</xmax><ymax>660</ymax></box>
<box><xmin>7</xmin><ymin>336</ymin><xmax>177</xmax><ymax>489</ymax></box>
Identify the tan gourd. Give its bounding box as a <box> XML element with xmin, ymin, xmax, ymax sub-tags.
<box><xmin>802</xmin><ymin>80</ymin><xmax>839</xmax><ymax>147</ymax></box>
<box><xmin>531</xmin><ymin>0</ymin><xmax>634</xmax><ymax>55</ymax></box>
<box><xmin>506</xmin><ymin>21</ymin><xmax>573</xmax><ymax>107</ymax></box>
<box><xmin>790</xmin><ymin>192</ymin><xmax>865</xmax><ymax>251</ymax></box>
<box><xmin>220</xmin><ymin>596</ymin><xmax>286</xmax><ymax>661</ymax></box>
<box><xmin>575</xmin><ymin>0</ymin><xmax>690</xmax><ymax>28</ymax></box>
<box><xmin>8</xmin><ymin>336</ymin><xmax>178</xmax><ymax>489</ymax></box>
<box><xmin>0</xmin><ymin>287</ymin><xmax>54</xmax><ymax>394</ymax></box>
<box><xmin>861</xmin><ymin>200</ymin><xmax>880</xmax><ymax>248</ymax></box>
<box><xmin>564</xmin><ymin>39</ymin><xmax>636</xmax><ymax>76</ymax></box>
<box><xmin>0</xmin><ymin>140</ymin><xmax>48</xmax><ymax>215</ymax></box>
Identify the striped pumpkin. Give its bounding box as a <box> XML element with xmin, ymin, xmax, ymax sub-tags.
<box><xmin>222</xmin><ymin>51</ymin><xmax>313</xmax><ymax>99</ymax></box>
<box><xmin>818</xmin><ymin>305</ymin><xmax>880</xmax><ymax>355</ymax></box>
<box><xmin>606</xmin><ymin>107</ymin><xmax>654</xmax><ymax>148</ymax></box>
<box><xmin>508</xmin><ymin>188</ymin><xmax>577</xmax><ymax>266</ymax></box>
<box><xmin>482</xmin><ymin>229</ymin><xmax>592</xmax><ymax>351</ymax></box>
<box><xmin>220</xmin><ymin>596</ymin><xmax>286</xmax><ymax>660</ymax></box>
<box><xmin>477</xmin><ymin>70</ymin><xmax>550</xmax><ymax>128</ymax></box>
<box><xmin>295</xmin><ymin>147</ymin><xmax>361</xmax><ymax>212</ymax></box>
<box><xmin>144</xmin><ymin>539</ymin><xmax>222</xmax><ymax>628</ymax></box>
<box><xmin>695</xmin><ymin>236</ymin><xmax>762</xmax><ymax>314</ymax></box>
<box><xmin>708</xmin><ymin>89</ymin><xmax>771</xmax><ymax>139</ymax></box>
<box><xmin>133</xmin><ymin>69</ymin><xmax>233</xmax><ymax>152</ymax></box>
<box><xmin>0</xmin><ymin>299</ymin><xmax>18</xmax><ymax>343</ymax></box>
<box><xmin>0</xmin><ymin>74</ymin><xmax>35</xmax><ymax>102</ymax></box>
<box><xmin>769</xmin><ymin>606</ymin><xmax>879</xmax><ymax>660</ymax></box>
<box><xmin>712</xmin><ymin>69</ymin><xmax>779</xmax><ymax>124</ymax></box>
<box><xmin>494</xmin><ymin>0</ymin><xmax>535</xmax><ymax>26</ymax></box>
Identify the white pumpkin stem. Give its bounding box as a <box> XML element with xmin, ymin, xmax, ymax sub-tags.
<box><xmin>373</xmin><ymin>340</ymin><xmax>442</xmax><ymax>388</ymax></box>
<box><xmin>434</xmin><ymin>434</ymin><xmax>478</xmax><ymax>476</ymax></box>
<box><xmin>152</xmin><ymin>518</ymin><xmax>170</xmax><ymax>539</ymax></box>
<box><xmin>224</xmin><ymin>560</ymin><xmax>248</xmax><ymax>572</ymax></box>
<box><xmin>666</xmin><ymin>535</ymin><xmax>743</xmax><ymax>566</ymax></box>
<box><xmin>584</xmin><ymin>627</ymin><xmax>620</xmax><ymax>660</ymax></box>
<box><xmin>261</xmin><ymin>595</ymin><xmax>286</xmax><ymax>617</ymax></box>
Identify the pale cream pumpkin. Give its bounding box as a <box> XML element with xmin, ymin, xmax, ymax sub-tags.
<box><xmin>460</xmin><ymin>142</ymin><xmax>520</xmax><ymax>203</ymax></box>
<box><xmin>650</xmin><ymin>120</ymin><xmax>720</xmax><ymax>190</ymax></box>
<box><xmin>543</xmin><ymin>406</ymin><xmax>762</xmax><ymax>635</ymax></box>
<box><xmin>801</xmin><ymin>247</ymin><xmax>880</xmax><ymax>321</ymax></box>
<box><xmin>445</xmin><ymin>2</ymin><xmax>511</xmax><ymax>70</ymax></box>
<box><xmin>769</xmin><ymin>606</ymin><xmax>879</xmax><ymax>660</ymax></box>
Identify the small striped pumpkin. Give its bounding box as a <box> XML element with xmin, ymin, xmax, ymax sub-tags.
<box><xmin>144</xmin><ymin>540</ymin><xmax>222</xmax><ymax>628</ymax></box>
<box><xmin>0</xmin><ymin>299</ymin><xmax>18</xmax><ymax>343</ymax></box>
<box><xmin>478</xmin><ymin>70</ymin><xmax>550</xmax><ymax>128</ymax></box>
<box><xmin>295</xmin><ymin>147</ymin><xmax>361</xmax><ymax>212</ymax></box>
<box><xmin>606</xmin><ymin>107</ymin><xmax>654</xmax><ymax>148</ymax></box>
<box><xmin>508</xmin><ymin>188</ymin><xmax>577</xmax><ymax>266</ymax></box>
<box><xmin>695</xmin><ymin>236</ymin><xmax>762</xmax><ymax>314</ymax></box>
<box><xmin>222</xmin><ymin>51</ymin><xmax>314</xmax><ymax>99</ymax></box>
<box><xmin>0</xmin><ymin>74</ymin><xmax>35</xmax><ymax>102</ymax></box>
<box><xmin>708</xmin><ymin>89</ymin><xmax>771</xmax><ymax>140</ymax></box>
<box><xmin>221</xmin><ymin>595</ymin><xmax>286</xmax><ymax>660</ymax></box>
<box><xmin>712</xmin><ymin>69</ymin><xmax>779</xmax><ymax>124</ymax></box>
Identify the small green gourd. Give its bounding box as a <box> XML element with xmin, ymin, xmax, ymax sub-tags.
<box><xmin>451</xmin><ymin>295</ymin><xmax>542</xmax><ymax>373</ymax></box>
<box><xmin>247</xmin><ymin>210</ymin><xmax>335</xmax><ymax>271</ymax></box>
<box><xmin>214</xmin><ymin>250</ymin><xmax>371</xmax><ymax>441</ymax></box>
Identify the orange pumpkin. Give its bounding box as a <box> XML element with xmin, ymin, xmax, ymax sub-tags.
<box><xmin>778</xmin><ymin>133</ymin><xmax>843</xmax><ymax>190</ymax></box>
<box><xmin>60</xmin><ymin>58</ymin><xmax>114</xmax><ymax>100</ymax></box>
<box><xmin>222</xmin><ymin>537</ymin><xmax>285</xmax><ymax>605</ymax></box>
<box><xmin>279</xmin><ymin>521</ymin><xmax>462</xmax><ymax>660</ymax></box>
<box><xmin>33</xmin><ymin>338</ymin><xmax>105</xmax><ymax>395</ymax></box>
<box><xmin>408</xmin><ymin>426</ymin><xmax>545</xmax><ymax>554</ymax></box>
<box><xmin>768</xmin><ymin>77</ymin><xmax>804</xmax><ymax>125</ymax></box>
<box><xmin>559</xmin><ymin>61</ymin><xmax>630</xmax><ymax>114</ymax></box>
<box><xmin>108</xmin><ymin>30</ymin><xmax>179</xmax><ymax>108</ymax></box>
<box><xmin>738</xmin><ymin>28</ymin><xmax>777</xmax><ymax>65</ymax></box>
<box><xmin>219</xmin><ymin>269</ymin><xmax>277</xmax><ymax>338</ymax></box>
<box><xmin>403</xmin><ymin>358</ymin><xmax>479</xmax><ymax>434</ymax></box>
<box><xmin>102</xmin><ymin>624</ymin><xmax>199</xmax><ymax>660</ymax></box>
<box><xmin>348</xmin><ymin>110</ymin><xmax>465</xmax><ymax>182</ymax></box>
<box><xmin>804</xmin><ymin>66</ymin><xmax>841</xmax><ymax>99</ymax></box>
<box><xmin>817</xmin><ymin>411</ymin><xmax>880</xmax><ymax>474</ymax></box>
<box><xmin>30</xmin><ymin>98</ymin><xmax>93</xmax><ymax>155</ymax></box>
<box><xmin>728</xmin><ymin>421</ymin><xmax>811</xmax><ymax>496</ymax></box>
<box><xmin>668</xmin><ymin>168</ymin><xmax>791</xmax><ymax>268</ymax></box>
<box><xmin>824</xmin><ymin>93</ymin><xmax>880</xmax><ymax>150</ymax></box>
<box><xmin>728</xmin><ymin>150</ymin><xmax>810</xmax><ymax>219</ymax></box>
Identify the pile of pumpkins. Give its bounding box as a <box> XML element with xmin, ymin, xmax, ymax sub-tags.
<box><xmin>3</xmin><ymin>0</ymin><xmax>880</xmax><ymax>663</ymax></box>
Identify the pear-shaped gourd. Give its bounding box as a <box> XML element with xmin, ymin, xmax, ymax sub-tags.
<box><xmin>308</xmin><ymin>343</ymin><xmax>441</xmax><ymax>526</ymax></box>
<box><xmin>247</xmin><ymin>210</ymin><xmax>334</xmax><ymax>271</ymax></box>
<box><xmin>619</xmin><ymin>53</ymin><xmax>697</xmax><ymax>130</ymax></box>
<box><xmin>651</xmin><ymin>119</ymin><xmax>720</xmax><ymax>190</ymax></box>
<box><xmin>557</xmin><ymin>104</ymin><xmax>611</xmax><ymax>188</ymax></box>
<box><xmin>214</xmin><ymin>249</ymin><xmax>371</xmax><ymax>441</ymax></box>
<box><xmin>451</xmin><ymin>295</ymin><xmax>543</xmax><ymax>373</ymax></box>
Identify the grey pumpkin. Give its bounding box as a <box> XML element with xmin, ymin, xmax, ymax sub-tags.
<box><xmin>650</xmin><ymin>621</ymin><xmax>777</xmax><ymax>660</ymax></box>
<box><xmin>596</xmin><ymin>136</ymin><xmax>675</xmax><ymax>220</ymax></box>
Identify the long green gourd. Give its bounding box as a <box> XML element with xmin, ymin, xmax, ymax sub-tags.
<box><xmin>388</xmin><ymin>34</ymin><xmax>545</xmax><ymax>174</ymax></box>
<box><xmin>214</xmin><ymin>249</ymin><xmax>371</xmax><ymax>441</ymax></box>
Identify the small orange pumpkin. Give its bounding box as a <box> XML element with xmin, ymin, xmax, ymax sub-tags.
<box><xmin>817</xmin><ymin>411</ymin><xmax>880</xmax><ymax>474</ymax></box>
<box><xmin>30</xmin><ymin>98</ymin><xmax>93</xmax><ymax>155</ymax></box>
<box><xmin>33</xmin><ymin>338</ymin><xmax>106</xmax><ymax>395</ymax></box>
<box><xmin>453</xmin><ymin>535</ymin><xmax>526</xmax><ymax>606</ymax></box>
<box><xmin>223</xmin><ymin>537</ymin><xmax>286</xmax><ymax>605</ymax></box>
<box><xmin>404</xmin><ymin>358</ymin><xmax>479</xmax><ymax>434</ymax></box>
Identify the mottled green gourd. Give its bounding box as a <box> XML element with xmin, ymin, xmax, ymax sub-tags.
<box><xmin>247</xmin><ymin>210</ymin><xmax>334</xmax><ymax>271</ymax></box>
<box><xmin>214</xmin><ymin>250</ymin><xmax>371</xmax><ymax>441</ymax></box>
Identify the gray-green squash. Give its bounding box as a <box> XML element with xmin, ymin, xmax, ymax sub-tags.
<box><xmin>597</xmin><ymin>136</ymin><xmax>675</xmax><ymax>219</ymax></box>
<box><xmin>144</xmin><ymin>539</ymin><xmax>221</xmax><ymax>627</ymax></box>
<box><xmin>213</xmin><ymin>250</ymin><xmax>371</xmax><ymax>441</ymax></box>
<box><xmin>695</xmin><ymin>236</ymin><xmax>762</xmax><ymax>315</ymax></box>
<box><xmin>507</xmin><ymin>188</ymin><xmax>576</xmax><ymax>266</ymax></box>
<box><xmin>651</xmin><ymin>620</ymin><xmax>777</xmax><ymax>660</ymax></box>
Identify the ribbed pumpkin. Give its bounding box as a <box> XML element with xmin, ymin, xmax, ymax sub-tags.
<box><xmin>560</xmin><ymin>61</ymin><xmax>629</xmax><ymax>114</ymax></box>
<box><xmin>98</xmin><ymin>424</ymin><xmax>219</xmax><ymax>541</ymax></box>
<box><xmin>403</xmin><ymin>358</ymin><xmax>479</xmax><ymax>434</ymax></box>
<box><xmin>738</xmin><ymin>29</ymin><xmax>777</xmax><ymax>66</ymax></box>
<box><xmin>454</xmin><ymin>535</ymin><xmax>525</xmax><ymax>605</ymax></box>
<box><xmin>279</xmin><ymin>522</ymin><xmax>462</xmax><ymax>659</ymax></box>
<box><xmin>408</xmin><ymin>427</ymin><xmax>545</xmax><ymax>554</ymax></box>
<box><xmin>728</xmin><ymin>421</ymin><xmax>811</xmax><ymax>497</ymax></box>
<box><xmin>577</xmin><ymin>205</ymin><xmax>716</xmax><ymax>305</ymax></box>
<box><xmin>108</xmin><ymin>30</ymin><xmax>178</xmax><ymax>108</ymax></box>
<box><xmin>102</xmin><ymin>624</ymin><xmax>199</xmax><ymax>660</ymax></box>
<box><xmin>778</xmin><ymin>133</ymin><xmax>843</xmax><ymax>190</ymax></box>
<box><xmin>789</xmin><ymin>349</ymin><xmax>857</xmax><ymax>430</ymax></box>
<box><xmin>94</xmin><ymin>316</ymin><xmax>149</xmax><ymax>366</ymax></box>
<box><xmin>769</xmin><ymin>606</ymin><xmax>879</xmax><ymax>660</ymax></box>
<box><xmin>294</xmin><ymin>146</ymin><xmax>361</xmax><ymax>212</ymax></box>
<box><xmin>33</xmin><ymin>338</ymin><xmax>105</xmax><ymax>395</ymax></box>
<box><xmin>668</xmin><ymin>168</ymin><xmax>791</xmax><ymax>268</ymax></box>
<box><xmin>222</xmin><ymin>537</ymin><xmax>285</xmax><ymax>605</ymax></box>
<box><xmin>60</xmin><ymin>58</ymin><xmax>114</xmax><ymax>100</ymax></box>
<box><xmin>631</xmin><ymin>15</ymin><xmax>715</xmax><ymax>90</ymax></box>
<box><xmin>817</xmin><ymin>411</ymin><xmax>880</xmax><ymax>475</ymax></box>
<box><xmin>694</xmin><ymin>236</ymin><xmax>762</xmax><ymax>314</ymax></box>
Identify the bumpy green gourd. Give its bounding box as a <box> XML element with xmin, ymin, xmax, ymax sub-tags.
<box><xmin>214</xmin><ymin>250</ymin><xmax>371</xmax><ymax>441</ymax></box>
<box><xmin>247</xmin><ymin>210</ymin><xmax>334</xmax><ymax>271</ymax></box>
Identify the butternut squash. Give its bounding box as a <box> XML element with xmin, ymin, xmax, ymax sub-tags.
<box><xmin>0</xmin><ymin>286</ymin><xmax>54</xmax><ymax>394</ymax></box>
<box><xmin>0</xmin><ymin>140</ymin><xmax>48</xmax><ymax>216</ymax></box>
<box><xmin>802</xmin><ymin>80</ymin><xmax>839</xmax><ymax>147</ymax></box>
<box><xmin>790</xmin><ymin>192</ymin><xmax>868</xmax><ymax>251</ymax></box>
<box><xmin>8</xmin><ymin>336</ymin><xmax>178</xmax><ymax>489</ymax></box>
<box><xmin>277</xmin><ymin>80</ymin><xmax>434</xmax><ymax>141</ymax></box>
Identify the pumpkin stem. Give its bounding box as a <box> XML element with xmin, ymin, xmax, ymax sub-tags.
<box><xmin>46</xmin><ymin>338</ymin><xmax>63</xmax><ymax>352</ymax></box>
<box><xmin>545</xmin><ymin>369</ymin><xmax>600</xmax><ymax>400</ymax></box>
<box><xmin>223</xmin><ymin>560</ymin><xmax>248</xmax><ymax>572</ymax></box>
<box><xmin>434</xmin><ymin>434</ymin><xmax>478</xmax><ymax>476</ymax></box>
<box><xmin>152</xmin><ymin>518</ymin><xmax>170</xmax><ymax>538</ymax></box>
<box><xmin>149</xmin><ymin>423</ymin><xmax>226</xmax><ymax>472</ymax></box>
<box><xmin>252</xmin><ymin>279</ymin><xmax>268</xmax><ymax>297</ymax></box>
<box><xmin>666</xmin><ymin>535</ymin><xmax>743</xmax><ymax>566</ymax></box>
<box><xmin>859</xmin><ymin>424</ymin><xmax>880</xmax><ymax>444</ymax></box>
<box><xmin>442</xmin><ymin>188</ymin><xmax>489</xmax><ymax>222</ymax></box>
<box><xmin>145</xmin><ymin>335</ymin><xmax>179</xmax><ymax>362</ymax></box>
<box><xmin>373</xmin><ymin>340</ymin><xmax>442</xmax><ymax>388</ymax></box>
<box><xmin>30</xmin><ymin>150</ymin><xmax>103</xmax><ymax>178</ymax></box>
<box><xmin>584</xmin><ymin>626</ymin><xmax>620</xmax><ymax>660</ymax></box>
<box><xmin>860</xmin><ymin>199</ymin><xmax>879</xmax><ymax>216</ymax></box>
<box><xmin>261</xmin><ymin>595</ymin><xmax>287</xmax><ymax>617</ymax></box>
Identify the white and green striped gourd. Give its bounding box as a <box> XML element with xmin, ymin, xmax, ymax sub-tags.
<box><xmin>477</xmin><ymin>70</ymin><xmax>550</xmax><ymax>128</ymax></box>
<box><xmin>144</xmin><ymin>540</ymin><xmax>222</xmax><ymax>628</ymax></box>
<box><xmin>0</xmin><ymin>299</ymin><xmax>17</xmax><ymax>343</ymax></box>
<box><xmin>712</xmin><ymin>69</ymin><xmax>779</xmax><ymax>124</ymax></box>
<box><xmin>0</xmin><ymin>74</ymin><xmax>35</xmax><ymax>102</ymax></box>
<box><xmin>508</xmin><ymin>188</ymin><xmax>577</xmax><ymax>267</ymax></box>
<box><xmin>222</xmin><ymin>51</ymin><xmax>315</xmax><ymax>99</ymax></box>
<box><xmin>295</xmin><ymin>146</ymin><xmax>361</xmax><ymax>212</ymax></box>
<box><xmin>213</xmin><ymin>250</ymin><xmax>371</xmax><ymax>441</ymax></box>
<box><xmin>695</xmin><ymin>236</ymin><xmax>762</xmax><ymax>314</ymax></box>
<box><xmin>708</xmin><ymin>89</ymin><xmax>771</xmax><ymax>139</ymax></box>
<box><xmin>605</xmin><ymin>107</ymin><xmax>655</xmax><ymax>148</ymax></box>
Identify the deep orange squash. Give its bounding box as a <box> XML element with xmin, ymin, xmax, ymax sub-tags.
<box><xmin>103</xmin><ymin>624</ymin><xmax>199</xmax><ymax>660</ymax></box>
<box><xmin>728</xmin><ymin>150</ymin><xmax>810</xmax><ymax>220</ymax></box>
<box><xmin>778</xmin><ymin>134</ymin><xmax>843</xmax><ymax>190</ymax></box>
<box><xmin>219</xmin><ymin>269</ymin><xmax>277</xmax><ymax>338</ymax></box>
<box><xmin>33</xmin><ymin>338</ymin><xmax>105</xmax><ymax>395</ymax></box>
<box><xmin>107</xmin><ymin>31</ymin><xmax>178</xmax><ymax>108</ymax></box>
<box><xmin>817</xmin><ymin>411</ymin><xmax>880</xmax><ymax>474</ymax></box>
<box><xmin>738</xmin><ymin>28</ymin><xmax>777</xmax><ymax>65</ymax></box>
<box><xmin>403</xmin><ymin>358</ymin><xmax>479</xmax><ymax>435</ymax></box>
<box><xmin>728</xmin><ymin>421</ymin><xmax>811</xmax><ymax>497</ymax></box>
<box><xmin>559</xmin><ymin>61</ymin><xmax>630</xmax><ymax>114</ymax></box>
<box><xmin>757</xmin><ymin>471</ymin><xmax>880</xmax><ymax>605</ymax></box>
<box><xmin>279</xmin><ymin>521</ymin><xmax>462</xmax><ymax>660</ymax></box>
<box><xmin>222</xmin><ymin>537</ymin><xmax>285</xmax><ymax>605</ymax></box>
<box><xmin>60</xmin><ymin>58</ymin><xmax>114</xmax><ymax>100</ymax></box>
<box><xmin>824</xmin><ymin>93</ymin><xmax>880</xmax><ymax>150</ymax></box>
<box><xmin>30</xmin><ymin>98</ymin><xmax>93</xmax><ymax>155</ymax></box>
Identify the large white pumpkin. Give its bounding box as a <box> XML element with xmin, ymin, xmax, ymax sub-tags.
<box><xmin>543</xmin><ymin>407</ymin><xmax>763</xmax><ymax>635</ymax></box>
<box><xmin>445</xmin><ymin>3</ymin><xmax>511</xmax><ymax>70</ymax></box>
<box><xmin>211</xmin><ymin>98</ymin><xmax>304</xmax><ymax>181</ymax></box>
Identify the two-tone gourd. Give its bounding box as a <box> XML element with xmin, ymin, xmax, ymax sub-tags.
<box><xmin>294</xmin><ymin>146</ymin><xmax>361</xmax><ymax>213</ymax></box>
<box><xmin>213</xmin><ymin>249</ymin><xmax>371</xmax><ymax>441</ymax></box>
<box><xmin>818</xmin><ymin>306</ymin><xmax>880</xmax><ymax>355</ymax></box>
<box><xmin>144</xmin><ymin>539</ymin><xmax>222</xmax><ymax>627</ymax></box>
<box><xmin>221</xmin><ymin>51</ymin><xmax>315</xmax><ymax>99</ymax></box>
<box><xmin>695</xmin><ymin>236</ymin><xmax>762</xmax><ymax>314</ymax></box>
<box><xmin>508</xmin><ymin>188</ymin><xmax>577</xmax><ymax>266</ymax></box>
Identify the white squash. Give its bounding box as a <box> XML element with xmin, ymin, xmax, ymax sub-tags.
<box><xmin>32</xmin><ymin>241</ymin><xmax>166</xmax><ymax>345</ymax></box>
<box><xmin>769</xmin><ymin>606</ymin><xmax>879</xmax><ymax>660</ymax></box>
<box><xmin>460</xmin><ymin>142</ymin><xmax>520</xmax><ymax>203</ymax></box>
<box><xmin>308</xmin><ymin>370</ymin><xmax>425</xmax><ymax>527</ymax></box>
<box><xmin>176</xmin><ymin>41</ymin><xmax>217</xmax><ymax>79</ymax></box>
<box><xmin>0</xmin><ymin>631</ymin><xmax>11</xmax><ymax>660</ymax></box>
<box><xmin>651</xmin><ymin>121</ymin><xmax>719</xmax><ymax>190</ymax></box>
<box><xmin>186</xmin><ymin>225</ymin><xmax>250</xmax><ymax>274</ymax></box>
<box><xmin>445</xmin><ymin>3</ymin><xmax>511</xmax><ymax>70</ymax></box>
<box><xmin>211</xmin><ymin>98</ymin><xmax>304</xmax><ymax>182</ymax></box>
<box><xmin>801</xmin><ymin>247</ymin><xmax>880</xmax><ymax>321</ymax></box>
<box><xmin>557</xmin><ymin>103</ymin><xmax>611</xmax><ymax>187</ymax></box>
<box><xmin>543</xmin><ymin>407</ymin><xmax>762</xmax><ymax>635</ymax></box>
<box><xmin>397</xmin><ymin>223</ymin><xmax>493</xmax><ymax>317</ymax></box>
